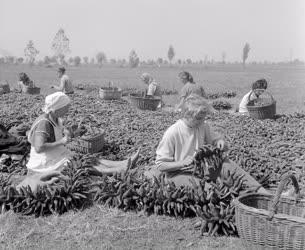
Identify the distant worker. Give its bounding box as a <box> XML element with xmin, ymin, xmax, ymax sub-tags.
<box><xmin>51</xmin><ymin>67</ymin><xmax>74</xmax><ymax>94</ymax></box>
<box><xmin>175</xmin><ymin>71</ymin><xmax>206</xmax><ymax>111</ymax></box>
<box><xmin>238</xmin><ymin>79</ymin><xmax>268</xmax><ymax>114</ymax></box>
<box><xmin>140</xmin><ymin>72</ymin><xmax>163</xmax><ymax>108</ymax></box>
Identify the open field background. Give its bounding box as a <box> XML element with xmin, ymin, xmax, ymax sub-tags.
<box><xmin>1</xmin><ymin>64</ymin><xmax>305</xmax><ymax>113</ymax></box>
<box><xmin>1</xmin><ymin>64</ymin><xmax>305</xmax><ymax>250</ymax></box>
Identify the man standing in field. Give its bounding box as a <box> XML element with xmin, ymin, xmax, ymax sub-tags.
<box><xmin>51</xmin><ymin>67</ymin><xmax>74</xmax><ymax>94</ymax></box>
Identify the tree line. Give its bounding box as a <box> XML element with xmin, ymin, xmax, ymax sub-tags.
<box><xmin>1</xmin><ymin>28</ymin><xmax>304</xmax><ymax>67</ymax></box>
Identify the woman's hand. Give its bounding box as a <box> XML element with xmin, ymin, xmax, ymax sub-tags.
<box><xmin>216</xmin><ymin>139</ymin><xmax>225</xmax><ymax>150</ymax></box>
<box><xmin>16</xmin><ymin>171</ymin><xmax>67</xmax><ymax>193</ymax></box>
<box><xmin>181</xmin><ymin>155</ymin><xmax>194</xmax><ymax>167</ymax></box>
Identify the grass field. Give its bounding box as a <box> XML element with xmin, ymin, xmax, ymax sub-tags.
<box><xmin>1</xmin><ymin>64</ymin><xmax>305</xmax><ymax>250</ymax></box>
<box><xmin>1</xmin><ymin>63</ymin><xmax>305</xmax><ymax>113</ymax></box>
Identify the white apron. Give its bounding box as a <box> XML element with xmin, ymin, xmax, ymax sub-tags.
<box><xmin>26</xmin><ymin>117</ymin><xmax>71</xmax><ymax>173</ymax></box>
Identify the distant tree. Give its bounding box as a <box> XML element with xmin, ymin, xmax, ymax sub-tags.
<box><xmin>73</xmin><ymin>56</ymin><xmax>81</xmax><ymax>66</ymax></box>
<box><xmin>168</xmin><ymin>45</ymin><xmax>175</xmax><ymax>65</ymax></box>
<box><xmin>177</xmin><ymin>59</ymin><xmax>182</xmax><ymax>64</ymax></box>
<box><xmin>204</xmin><ymin>55</ymin><xmax>208</xmax><ymax>65</ymax></box>
<box><xmin>186</xmin><ymin>58</ymin><xmax>192</xmax><ymax>64</ymax></box>
<box><xmin>50</xmin><ymin>56</ymin><xmax>58</xmax><ymax>63</ymax></box>
<box><xmin>24</xmin><ymin>40</ymin><xmax>39</xmax><ymax>65</ymax></box>
<box><xmin>222</xmin><ymin>51</ymin><xmax>226</xmax><ymax>64</ymax></box>
<box><xmin>43</xmin><ymin>56</ymin><xmax>51</xmax><ymax>65</ymax></box>
<box><xmin>0</xmin><ymin>58</ymin><xmax>4</xmax><ymax>64</ymax></box>
<box><xmin>83</xmin><ymin>56</ymin><xmax>89</xmax><ymax>64</ymax></box>
<box><xmin>242</xmin><ymin>43</ymin><xmax>250</xmax><ymax>68</ymax></box>
<box><xmin>68</xmin><ymin>57</ymin><xmax>74</xmax><ymax>65</ymax></box>
<box><xmin>157</xmin><ymin>58</ymin><xmax>163</xmax><ymax>65</ymax></box>
<box><xmin>17</xmin><ymin>57</ymin><xmax>24</xmax><ymax>64</ymax></box>
<box><xmin>90</xmin><ymin>58</ymin><xmax>95</xmax><ymax>64</ymax></box>
<box><xmin>96</xmin><ymin>52</ymin><xmax>107</xmax><ymax>67</ymax></box>
<box><xmin>110</xmin><ymin>58</ymin><xmax>117</xmax><ymax>64</ymax></box>
<box><xmin>129</xmin><ymin>50</ymin><xmax>139</xmax><ymax>68</ymax></box>
<box><xmin>51</xmin><ymin>28</ymin><xmax>70</xmax><ymax>65</ymax></box>
<box><xmin>6</xmin><ymin>56</ymin><xmax>15</xmax><ymax>64</ymax></box>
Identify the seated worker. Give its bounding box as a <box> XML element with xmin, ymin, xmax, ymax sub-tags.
<box><xmin>17</xmin><ymin>92</ymin><xmax>139</xmax><ymax>192</ymax></box>
<box><xmin>175</xmin><ymin>71</ymin><xmax>206</xmax><ymax>111</ymax></box>
<box><xmin>145</xmin><ymin>94</ymin><xmax>269</xmax><ymax>194</ymax></box>
<box><xmin>140</xmin><ymin>73</ymin><xmax>163</xmax><ymax>108</ymax></box>
<box><xmin>17</xmin><ymin>72</ymin><xmax>34</xmax><ymax>89</ymax></box>
<box><xmin>238</xmin><ymin>78</ymin><xmax>268</xmax><ymax>114</ymax></box>
<box><xmin>51</xmin><ymin>67</ymin><xmax>74</xmax><ymax>94</ymax></box>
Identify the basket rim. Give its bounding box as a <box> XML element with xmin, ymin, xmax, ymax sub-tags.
<box><xmin>129</xmin><ymin>94</ymin><xmax>161</xmax><ymax>101</ymax></box>
<box><xmin>100</xmin><ymin>87</ymin><xmax>122</xmax><ymax>91</ymax></box>
<box><xmin>247</xmin><ymin>100</ymin><xmax>276</xmax><ymax>109</ymax></box>
<box><xmin>234</xmin><ymin>192</ymin><xmax>305</xmax><ymax>223</ymax></box>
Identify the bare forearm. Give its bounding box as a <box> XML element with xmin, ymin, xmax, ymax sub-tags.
<box><xmin>157</xmin><ymin>161</ymin><xmax>184</xmax><ymax>173</ymax></box>
<box><xmin>35</xmin><ymin>140</ymin><xmax>63</xmax><ymax>153</ymax></box>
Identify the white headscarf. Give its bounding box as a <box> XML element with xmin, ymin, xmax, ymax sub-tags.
<box><xmin>42</xmin><ymin>92</ymin><xmax>71</xmax><ymax>114</ymax></box>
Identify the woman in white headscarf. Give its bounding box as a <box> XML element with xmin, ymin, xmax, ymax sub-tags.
<box><xmin>140</xmin><ymin>73</ymin><xmax>163</xmax><ymax>108</ymax></box>
<box><xmin>17</xmin><ymin>92</ymin><xmax>140</xmax><ymax>192</ymax></box>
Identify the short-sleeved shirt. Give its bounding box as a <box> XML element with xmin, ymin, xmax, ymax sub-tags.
<box><xmin>180</xmin><ymin>82</ymin><xmax>206</xmax><ymax>99</ymax></box>
<box><xmin>147</xmin><ymin>81</ymin><xmax>162</xmax><ymax>97</ymax></box>
<box><xmin>155</xmin><ymin>119</ymin><xmax>222</xmax><ymax>166</ymax></box>
<box><xmin>239</xmin><ymin>91</ymin><xmax>257</xmax><ymax>113</ymax></box>
<box><xmin>60</xmin><ymin>75</ymin><xmax>74</xmax><ymax>94</ymax></box>
<box><xmin>29</xmin><ymin>115</ymin><xmax>56</xmax><ymax>146</ymax></box>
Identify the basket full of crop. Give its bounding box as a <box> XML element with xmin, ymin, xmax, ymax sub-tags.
<box><xmin>67</xmin><ymin>124</ymin><xmax>105</xmax><ymax>154</ymax></box>
<box><xmin>129</xmin><ymin>93</ymin><xmax>161</xmax><ymax>111</ymax></box>
<box><xmin>234</xmin><ymin>174</ymin><xmax>305</xmax><ymax>250</ymax></box>
<box><xmin>0</xmin><ymin>81</ymin><xmax>10</xmax><ymax>95</ymax></box>
<box><xmin>99</xmin><ymin>82</ymin><xmax>122</xmax><ymax>100</ymax></box>
<box><xmin>246</xmin><ymin>90</ymin><xmax>276</xmax><ymax>119</ymax></box>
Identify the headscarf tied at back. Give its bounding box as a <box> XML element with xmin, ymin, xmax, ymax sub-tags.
<box><xmin>42</xmin><ymin>92</ymin><xmax>71</xmax><ymax>114</ymax></box>
<box><xmin>140</xmin><ymin>73</ymin><xmax>153</xmax><ymax>83</ymax></box>
<box><xmin>178</xmin><ymin>71</ymin><xmax>194</xmax><ymax>83</ymax></box>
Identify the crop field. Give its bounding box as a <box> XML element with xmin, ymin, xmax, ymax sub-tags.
<box><xmin>0</xmin><ymin>64</ymin><xmax>305</xmax><ymax>250</ymax></box>
<box><xmin>1</xmin><ymin>64</ymin><xmax>305</xmax><ymax>113</ymax></box>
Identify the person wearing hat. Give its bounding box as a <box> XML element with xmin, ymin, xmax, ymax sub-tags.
<box><xmin>238</xmin><ymin>79</ymin><xmax>268</xmax><ymax>114</ymax></box>
<box><xmin>51</xmin><ymin>67</ymin><xmax>74</xmax><ymax>94</ymax></box>
<box><xmin>144</xmin><ymin>94</ymin><xmax>268</xmax><ymax>193</ymax></box>
<box><xmin>175</xmin><ymin>71</ymin><xmax>206</xmax><ymax>111</ymax></box>
<box><xmin>140</xmin><ymin>73</ymin><xmax>163</xmax><ymax>108</ymax></box>
<box><xmin>16</xmin><ymin>92</ymin><xmax>140</xmax><ymax>192</ymax></box>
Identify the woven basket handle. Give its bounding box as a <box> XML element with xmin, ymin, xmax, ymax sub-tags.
<box><xmin>247</xmin><ymin>89</ymin><xmax>274</xmax><ymax>103</ymax></box>
<box><xmin>268</xmin><ymin>174</ymin><xmax>300</xmax><ymax>220</ymax></box>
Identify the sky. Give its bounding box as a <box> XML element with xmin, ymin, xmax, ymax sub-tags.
<box><xmin>0</xmin><ymin>0</ymin><xmax>304</xmax><ymax>62</ymax></box>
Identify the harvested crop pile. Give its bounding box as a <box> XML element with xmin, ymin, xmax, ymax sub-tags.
<box><xmin>1</xmin><ymin>92</ymin><xmax>305</xmax><ymax>187</ymax></box>
<box><xmin>212</xmin><ymin>100</ymin><xmax>232</xmax><ymax>110</ymax></box>
<box><xmin>206</xmin><ymin>91</ymin><xmax>237</xmax><ymax>99</ymax></box>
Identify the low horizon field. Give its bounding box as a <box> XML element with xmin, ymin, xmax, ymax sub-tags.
<box><xmin>1</xmin><ymin>63</ymin><xmax>305</xmax><ymax>114</ymax></box>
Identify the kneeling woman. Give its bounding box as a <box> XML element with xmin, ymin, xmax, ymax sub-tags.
<box><xmin>18</xmin><ymin>92</ymin><xmax>139</xmax><ymax>191</ymax></box>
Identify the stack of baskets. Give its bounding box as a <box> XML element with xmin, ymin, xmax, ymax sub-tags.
<box><xmin>234</xmin><ymin>174</ymin><xmax>305</xmax><ymax>250</ymax></box>
<box><xmin>99</xmin><ymin>86</ymin><xmax>122</xmax><ymax>100</ymax></box>
<box><xmin>0</xmin><ymin>82</ymin><xmax>10</xmax><ymax>94</ymax></box>
<box><xmin>129</xmin><ymin>93</ymin><xmax>161</xmax><ymax>111</ymax></box>
<box><xmin>246</xmin><ymin>90</ymin><xmax>276</xmax><ymax>119</ymax></box>
<box><xmin>67</xmin><ymin>131</ymin><xmax>105</xmax><ymax>154</ymax></box>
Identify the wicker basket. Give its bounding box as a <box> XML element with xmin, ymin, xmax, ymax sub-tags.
<box><xmin>99</xmin><ymin>87</ymin><xmax>122</xmax><ymax>100</ymax></box>
<box><xmin>246</xmin><ymin>90</ymin><xmax>276</xmax><ymax>119</ymax></box>
<box><xmin>234</xmin><ymin>174</ymin><xmax>305</xmax><ymax>250</ymax></box>
<box><xmin>21</xmin><ymin>84</ymin><xmax>40</xmax><ymax>95</ymax></box>
<box><xmin>129</xmin><ymin>93</ymin><xmax>161</xmax><ymax>111</ymax></box>
<box><xmin>67</xmin><ymin>132</ymin><xmax>105</xmax><ymax>154</ymax></box>
<box><xmin>0</xmin><ymin>82</ymin><xmax>10</xmax><ymax>94</ymax></box>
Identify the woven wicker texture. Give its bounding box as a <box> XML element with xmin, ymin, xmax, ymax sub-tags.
<box><xmin>129</xmin><ymin>94</ymin><xmax>161</xmax><ymax>111</ymax></box>
<box><xmin>246</xmin><ymin>90</ymin><xmax>276</xmax><ymax>119</ymax></box>
<box><xmin>99</xmin><ymin>87</ymin><xmax>122</xmax><ymax>100</ymax></box>
<box><xmin>22</xmin><ymin>85</ymin><xmax>40</xmax><ymax>95</ymax></box>
<box><xmin>67</xmin><ymin>133</ymin><xmax>104</xmax><ymax>154</ymax></box>
<box><xmin>235</xmin><ymin>174</ymin><xmax>305</xmax><ymax>250</ymax></box>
